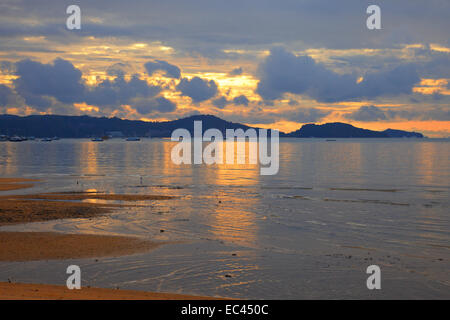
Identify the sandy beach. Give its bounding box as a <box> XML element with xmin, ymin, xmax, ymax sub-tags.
<box><xmin>0</xmin><ymin>232</ymin><xmax>163</xmax><ymax>262</ymax></box>
<box><xmin>0</xmin><ymin>178</ymin><xmax>176</xmax><ymax>227</ymax></box>
<box><xmin>0</xmin><ymin>178</ymin><xmax>209</xmax><ymax>299</ymax></box>
<box><xmin>1</xmin><ymin>191</ymin><xmax>176</xmax><ymax>201</ymax></box>
<box><xmin>0</xmin><ymin>282</ymin><xmax>217</xmax><ymax>300</ymax></box>
<box><xmin>0</xmin><ymin>178</ymin><xmax>39</xmax><ymax>192</ymax></box>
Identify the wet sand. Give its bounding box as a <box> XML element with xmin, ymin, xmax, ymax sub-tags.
<box><xmin>0</xmin><ymin>282</ymin><xmax>218</xmax><ymax>300</ymax></box>
<box><xmin>1</xmin><ymin>191</ymin><xmax>175</xmax><ymax>201</ymax></box>
<box><xmin>0</xmin><ymin>181</ymin><xmax>211</xmax><ymax>299</ymax></box>
<box><xmin>0</xmin><ymin>232</ymin><xmax>163</xmax><ymax>262</ymax></box>
<box><xmin>0</xmin><ymin>191</ymin><xmax>174</xmax><ymax>226</ymax></box>
<box><xmin>0</xmin><ymin>190</ymin><xmax>171</xmax><ymax>260</ymax></box>
<box><xmin>0</xmin><ymin>198</ymin><xmax>118</xmax><ymax>226</ymax></box>
<box><xmin>0</xmin><ymin>178</ymin><xmax>39</xmax><ymax>192</ymax></box>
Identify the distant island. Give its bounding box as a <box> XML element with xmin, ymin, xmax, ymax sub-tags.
<box><xmin>286</xmin><ymin>122</ymin><xmax>424</xmax><ymax>138</ymax></box>
<box><xmin>0</xmin><ymin>114</ymin><xmax>424</xmax><ymax>139</ymax></box>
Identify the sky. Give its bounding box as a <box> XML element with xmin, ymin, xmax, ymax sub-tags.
<box><xmin>0</xmin><ymin>0</ymin><xmax>449</xmax><ymax>137</ymax></box>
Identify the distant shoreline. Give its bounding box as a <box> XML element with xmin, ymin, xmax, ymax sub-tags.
<box><xmin>0</xmin><ymin>114</ymin><xmax>426</xmax><ymax>138</ymax></box>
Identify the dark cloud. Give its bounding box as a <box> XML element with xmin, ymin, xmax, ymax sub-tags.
<box><xmin>345</xmin><ymin>105</ymin><xmax>450</xmax><ymax>122</ymax></box>
<box><xmin>0</xmin><ymin>61</ymin><xmax>16</xmax><ymax>74</ymax></box>
<box><xmin>387</xmin><ymin>107</ymin><xmax>450</xmax><ymax>121</ymax></box>
<box><xmin>14</xmin><ymin>58</ymin><xmax>84</xmax><ymax>107</ymax></box>
<box><xmin>212</xmin><ymin>96</ymin><xmax>229</xmax><ymax>108</ymax></box>
<box><xmin>144</xmin><ymin>60</ymin><xmax>181</xmax><ymax>79</ymax></box>
<box><xmin>134</xmin><ymin>96</ymin><xmax>177</xmax><ymax>114</ymax></box>
<box><xmin>289</xmin><ymin>108</ymin><xmax>330</xmax><ymax>123</ymax></box>
<box><xmin>229</xmin><ymin>67</ymin><xmax>243</xmax><ymax>76</ymax></box>
<box><xmin>345</xmin><ymin>105</ymin><xmax>387</xmax><ymax>121</ymax></box>
<box><xmin>2</xmin><ymin>1</ymin><xmax>449</xmax><ymax>53</ymax></box>
<box><xmin>232</xmin><ymin>95</ymin><xmax>249</xmax><ymax>106</ymax></box>
<box><xmin>212</xmin><ymin>95</ymin><xmax>249</xmax><ymax>108</ymax></box>
<box><xmin>10</xmin><ymin>59</ymin><xmax>163</xmax><ymax>111</ymax></box>
<box><xmin>0</xmin><ymin>84</ymin><xmax>19</xmax><ymax>107</ymax></box>
<box><xmin>221</xmin><ymin>111</ymin><xmax>279</xmax><ymax>125</ymax></box>
<box><xmin>20</xmin><ymin>92</ymin><xmax>54</xmax><ymax>110</ymax></box>
<box><xmin>176</xmin><ymin>76</ymin><xmax>218</xmax><ymax>102</ymax></box>
<box><xmin>106</xmin><ymin>63</ymin><xmax>130</xmax><ymax>77</ymax></box>
<box><xmin>358</xmin><ymin>65</ymin><xmax>421</xmax><ymax>99</ymax></box>
<box><xmin>220</xmin><ymin>107</ymin><xmax>329</xmax><ymax>126</ymax></box>
<box><xmin>85</xmin><ymin>73</ymin><xmax>161</xmax><ymax>107</ymax></box>
<box><xmin>415</xmin><ymin>49</ymin><xmax>450</xmax><ymax>79</ymax></box>
<box><xmin>257</xmin><ymin>48</ymin><xmax>421</xmax><ymax>102</ymax></box>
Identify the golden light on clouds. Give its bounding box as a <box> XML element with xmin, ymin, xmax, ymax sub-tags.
<box><xmin>413</xmin><ymin>78</ymin><xmax>450</xmax><ymax>95</ymax></box>
<box><xmin>74</xmin><ymin>103</ymin><xmax>99</xmax><ymax>113</ymax></box>
<box><xmin>181</xmin><ymin>72</ymin><xmax>259</xmax><ymax>102</ymax></box>
<box><xmin>132</xmin><ymin>43</ymin><xmax>147</xmax><ymax>48</ymax></box>
<box><xmin>23</xmin><ymin>36</ymin><xmax>46</xmax><ymax>42</ymax></box>
<box><xmin>429</xmin><ymin>44</ymin><xmax>450</xmax><ymax>53</ymax></box>
<box><xmin>1</xmin><ymin>29</ymin><xmax>449</xmax><ymax>137</ymax></box>
<box><xmin>0</xmin><ymin>75</ymin><xmax>18</xmax><ymax>85</ymax></box>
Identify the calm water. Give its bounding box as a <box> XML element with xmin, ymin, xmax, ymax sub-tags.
<box><xmin>0</xmin><ymin>138</ymin><xmax>449</xmax><ymax>299</ymax></box>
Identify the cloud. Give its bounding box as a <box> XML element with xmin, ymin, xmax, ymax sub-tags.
<box><xmin>212</xmin><ymin>94</ymin><xmax>249</xmax><ymax>108</ymax></box>
<box><xmin>289</xmin><ymin>108</ymin><xmax>330</xmax><ymax>123</ymax></box>
<box><xmin>220</xmin><ymin>107</ymin><xmax>329</xmax><ymax>126</ymax></box>
<box><xmin>344</xmin><ymin>105</ymin><xmax>387</xmax><ymax>121</ymax></box>
<box><xmin>14</xmin><ymin>58</ymin><xmax>85</xmax><ymax>108</ymax></box>
<box><xmin>229</xmin><ymin>67</ymin><xmax>243</xmax><ymax>76</ymax></box>
<box><xmin>144</xmin><ymin>60</ymin><xmax>181</xmax><ymax>79</ymax></box>
<box><xmin>85</xmin><ymin>73</ymin><xmax>161</xmax><ymax>107</ymax></box>
<box><xmin>212</xmin><ymin>96</ymin><xmax>229</xmax><ymax>108</ymax></box>
<box><xmin>10</xmin><ymin>59</ymin><xmax>164</xmax><ymax>111</ymax></box>
<box><xmin>133</xmin><ymin>96</ymin><xmax>177</xmax><ymax>114</ymax></box>
<box><xmin>256</xmin><ymin>47</ymin><xmax>421</xmax><ymax>102</ymax></box>
<box><xmin>106</xmin><ymin>62</ymin><xmax>131</xmax><ymax>77</ymax></box>
<box><xmin>345</xmin><ymin>105</ymin><xmax>450</xmax><ymax>122</ymax></box>
<box><xmin>0</xmin><ymin>61</ymin><xmax>16</xmax><ymax>74</ymax></box>
<box><xmin>387</xmin><ymin>107</ymin><xmax>450</xmax><ymax>121</ymax></box>
<box><xmin>176</xmin><ymin>76</ymin><xmax>218</xmax><ymax>102</ymax></box>
<box><xmin>394</xmin><ymin>45</ymin><xmax>450</xmax><ymax>79</ymax></box>
<box><xmin>0</xmin><ymin>84</ymin><xmax>20</xmax><ymax>107</ymax></box>
<box><xmin>232</xmin><ymin>95</ymin><xmax>249</xmax><ymax>106</ymax></box>
<box><xmin>3</xmin><ymin>1</ymin><xmax>449</xmax><ymax>55</ymax></box>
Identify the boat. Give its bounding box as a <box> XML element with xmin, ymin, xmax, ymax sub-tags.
<box><xmin>126</xmin><ymin>137</ymin><xmax>141</xmax><ymax>141</ymax></box>
<box><xmin>9</xmin><ymin>136</ymin><xmax>25</xmax><ymax>142</ymax></box>
<box><xmin>91</xmin><ymin>137</ymin><xmax>103</xmax><ymax>142</ymax></box>
<box><xmin>41</xmin><ymin>137</ymin><xmax>53</xmax><ymax>142</ymax></box>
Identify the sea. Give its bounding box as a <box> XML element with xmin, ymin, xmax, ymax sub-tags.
<box><xmin>0</xmin><ymin>138</ymin><xmax>449</xmax><ymax>299</ymax></box>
